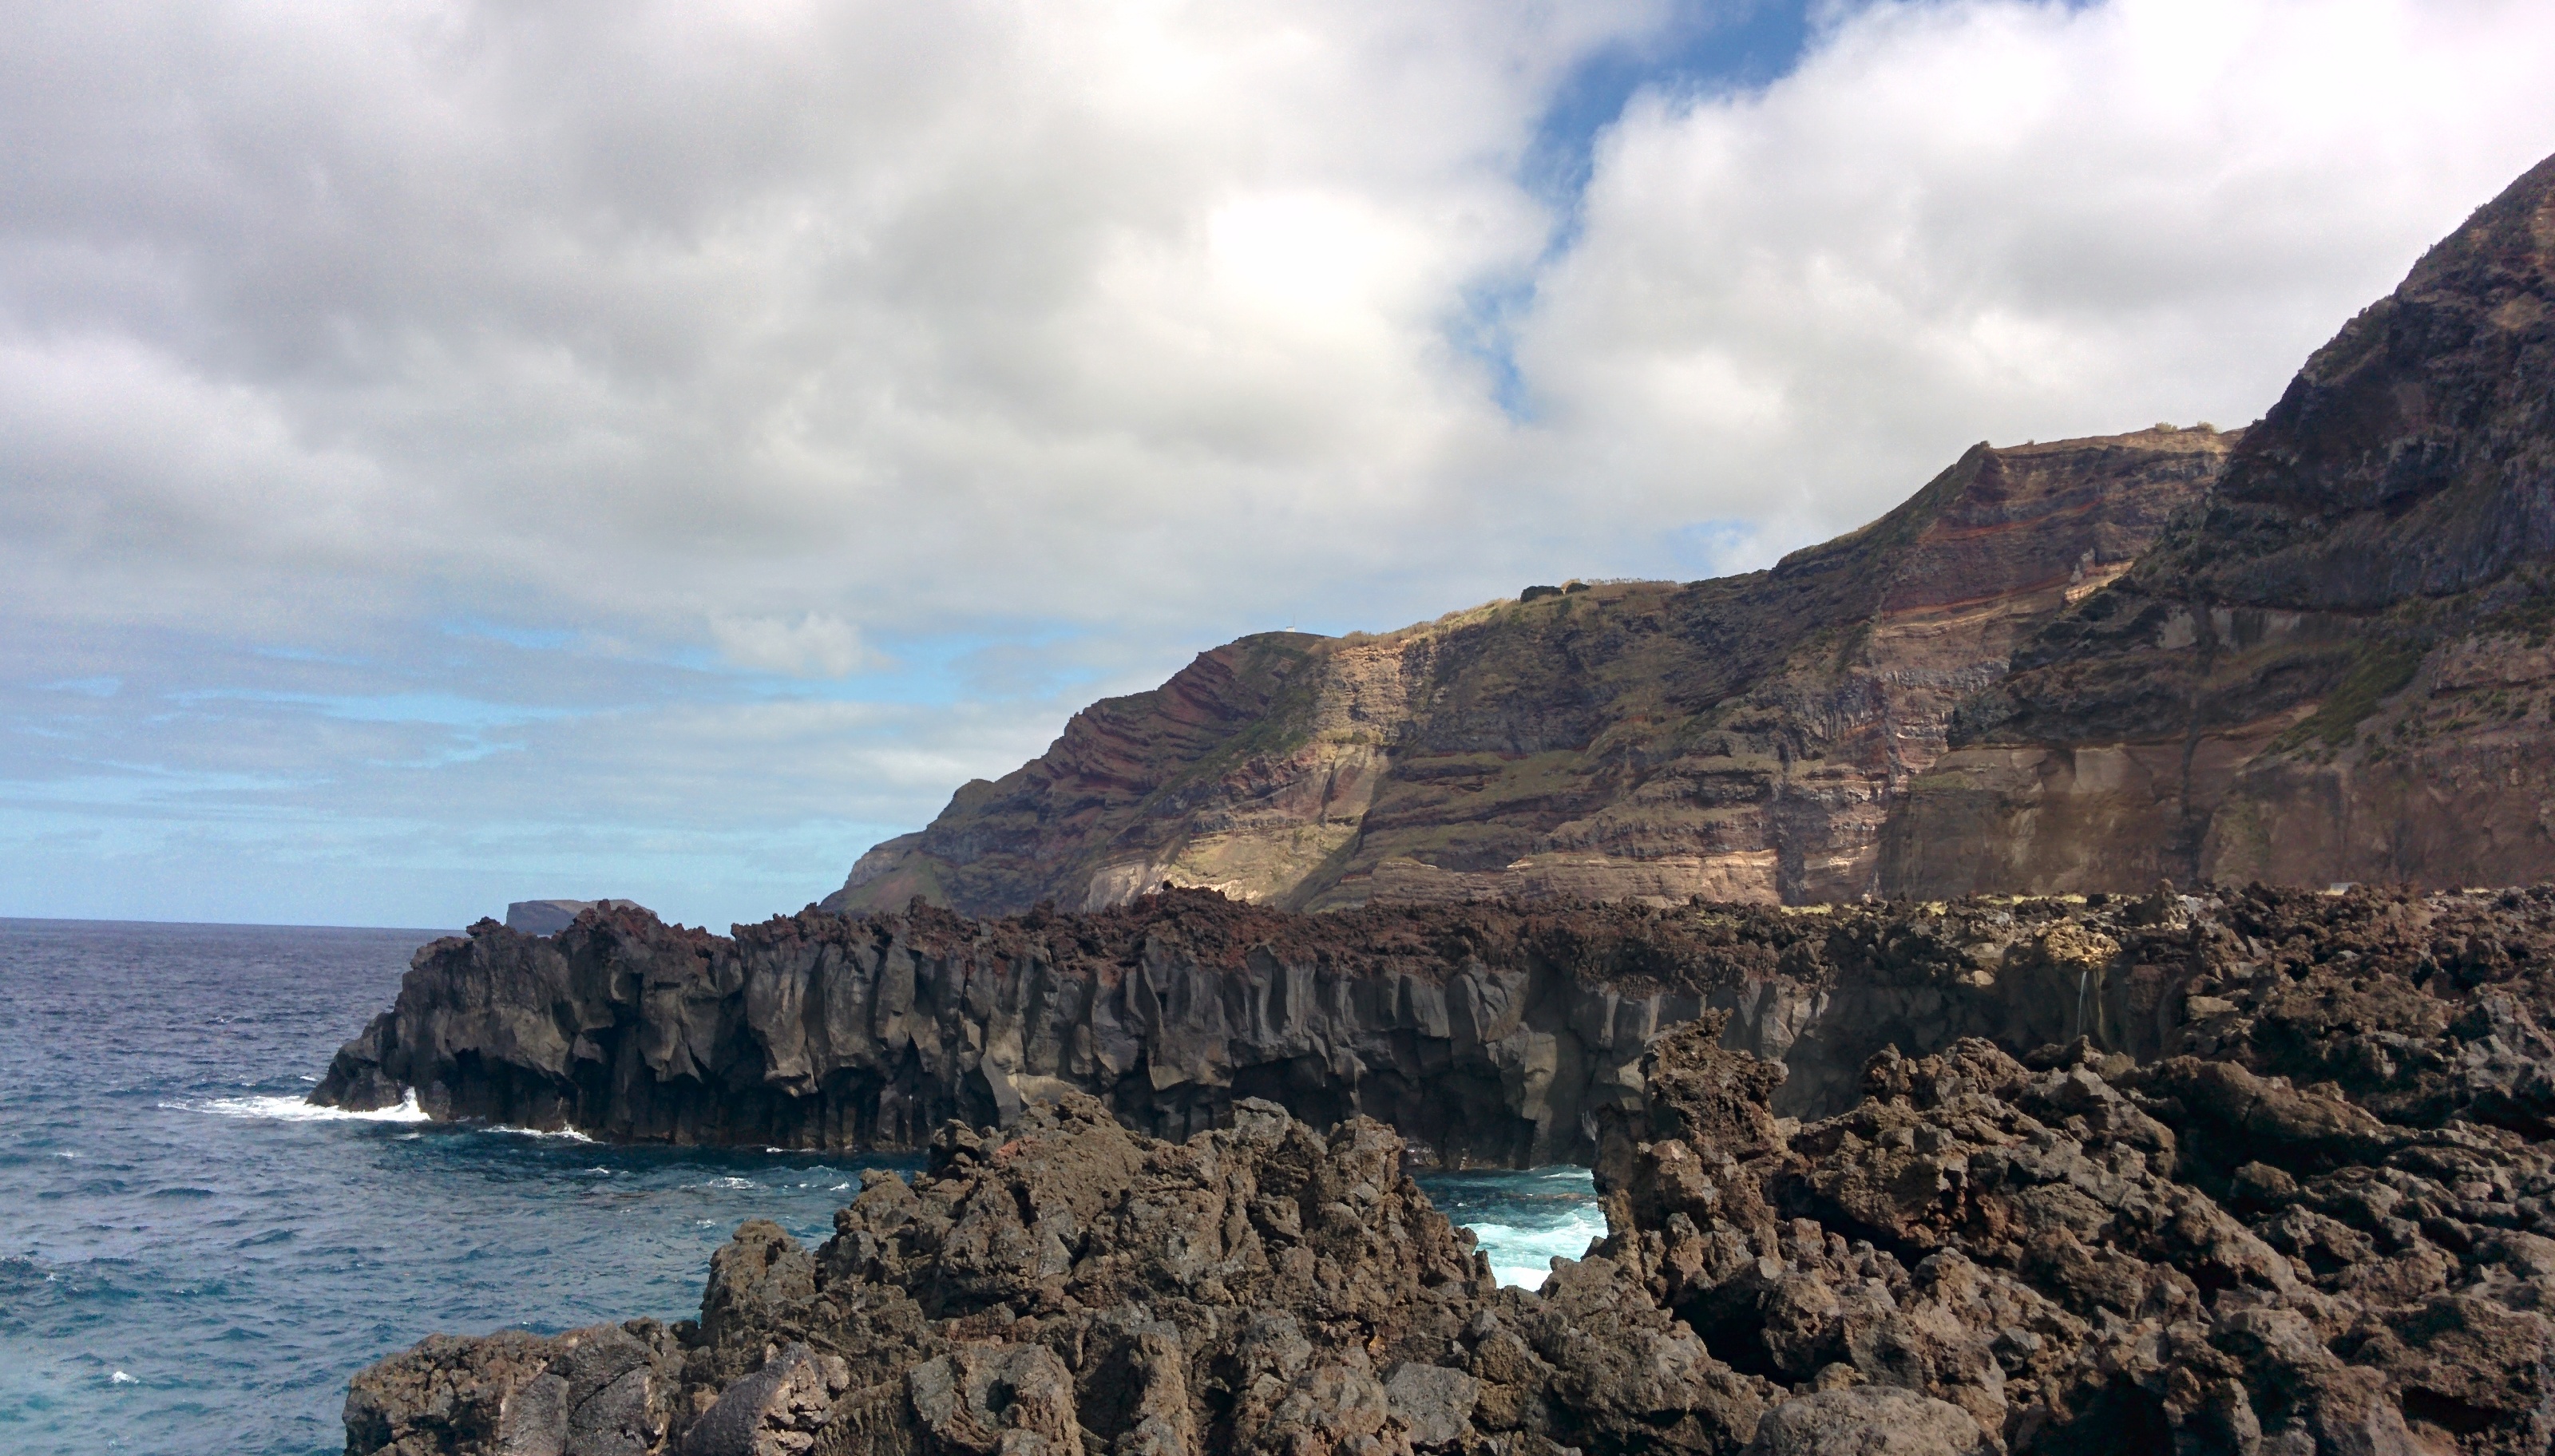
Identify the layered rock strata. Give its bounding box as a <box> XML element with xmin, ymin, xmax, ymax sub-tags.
<box><xmin>828</xmin><ymin>149</ymin><xmax>2555</xmax><ymax>916</ymax></box>
<box><xmin>829</xmin><ymin>429</ymin><xmax>2230</xmax><ymax>917</ymax></box>
<box><xmin>318</xmin><ymin>881</ymin><xmax>2554</xmax><ymax>1165</ymax></box>
<box><xmin>1884</xmin><ymin>152</ymin><xmax>2555</xmax><ymax>897</ymax></box>
<box><xmin>347</xmin><ymin>878</ymin><xmax>2555</xmax><ymax>1455</ymax></box>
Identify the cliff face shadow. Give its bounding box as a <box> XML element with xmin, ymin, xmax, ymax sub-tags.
<box><xmin>315</xmin><ymin>881</ymin><xmax>2555</xmax><ymax>1186</ymax></box>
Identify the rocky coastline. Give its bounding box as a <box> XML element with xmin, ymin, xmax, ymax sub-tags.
<box><xmin>318</xmin><ymin>881</ymin><xmax>2554</xmax><ymax>1166</ymax></box>
<box><xmin>315</xmin><ymin>883</ymin><xmax>2267</xmax><ymax>1162</ymax></box>
<box><xmin>344</xmin><ymin>877</ymin><xmax>2555</xmax><ymax>1455</ymax></box>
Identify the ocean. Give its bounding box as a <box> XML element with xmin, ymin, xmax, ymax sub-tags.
<box><xmin>0</xmin><ymin>918</ymin><xmax>1602</xmax><ymax>1456</ymax></box>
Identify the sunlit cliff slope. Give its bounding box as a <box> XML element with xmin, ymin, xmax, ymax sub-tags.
<box><xmin>833</xmin><ymin>429</ymin><xmax>2232</xmax><ymax>915</ymax></box>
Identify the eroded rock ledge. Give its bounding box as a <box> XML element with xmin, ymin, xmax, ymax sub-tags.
<box><xmin>318</xmin><ymin>884</ymin><xmax>2555</xmax><ymax>1165</ymax></box>
<box><xmin>348</xmin><ymin>888</ymin><xmax>2555</xmax><ymax>1455</ymax></box>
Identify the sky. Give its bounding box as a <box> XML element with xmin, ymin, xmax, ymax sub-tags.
<box><xmin>6</xmin><ymin>0</ymin><xmax>2555</xmax><ymax>931</ymax></box>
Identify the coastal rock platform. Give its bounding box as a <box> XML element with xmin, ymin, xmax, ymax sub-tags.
<box><xmin>344</xmin><ymin>878</ymin><xmax>2555</xmax><ymax>1454</ymax></box>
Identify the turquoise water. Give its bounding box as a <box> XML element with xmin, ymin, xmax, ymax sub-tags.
<box><xmin>0</xmin><ymin>918</ymin><xmax>1601</xmax><ymax>1455</ymax></box>
<box><xmin>1417</xmin><ymin>1165</ymin><xmax>1602</xmax><ymax>1289</ymax></box>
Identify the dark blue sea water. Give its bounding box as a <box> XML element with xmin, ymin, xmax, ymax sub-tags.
<box><xmin>0</xmin><ymin>918</ymin><xmax>1598</xmax><ymax>1456</ymax></box>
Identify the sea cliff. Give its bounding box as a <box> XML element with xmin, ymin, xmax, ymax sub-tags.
<box><xmin>318</xmin><ymin>882</ymin><xmax>2549</xmax><ymax>1169</ymax></box>
<box><xmin>829</xmin><ymin>427</ymin><xmax>2232</xmax><ymax>918</ymax></box>
<box><xmin>311</xmin><ymin>888</ymin><xmax>2181</xmax><ymax>1161</ymax></box>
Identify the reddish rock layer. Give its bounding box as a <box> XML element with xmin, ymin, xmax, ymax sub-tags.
<box><xmin>831</xmin><ymin>431</ymin><xmax>2230</xmax><ymax>918</ymax></box>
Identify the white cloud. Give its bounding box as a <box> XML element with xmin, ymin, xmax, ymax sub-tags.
<box><xmin>5</xmin><ymin>0</ymin><xmax>2555</xmax><ymax>924</ymax></box>
<box><xmin>1519</xmin><ymin>0</ymin><xmax>2555</xmax><ymax>541</ymax></box>
<box><xmin>0</xmin><ymin>0</ymin><xmax>1633</xmax><ymax>643</ymax></box>
<box><xmin>710</xmin><ymin>613</ymin><xmax>871</xmax><ymax>679</ymax></box>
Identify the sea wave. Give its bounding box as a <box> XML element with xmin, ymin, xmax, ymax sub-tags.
<box><xmin>1462</xmin><ymin>1209</ymin><xmax>1608</xmax><ymax>1290</ymax></box>
<box><xmin>169</xmin><ymin>1090</ymin><xmax>430</xmax><ymax>1124</ymax></box>
<box><xmin>484</xmin><ymin>1123</ymin><xmax>595</xmax><ymax>1142</ymax></box>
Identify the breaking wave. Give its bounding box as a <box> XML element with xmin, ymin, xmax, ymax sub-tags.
<box><xmin>170</xmin><ymin>1090</ymin><xmax>430</xmax><ymax>1124</ymax></box>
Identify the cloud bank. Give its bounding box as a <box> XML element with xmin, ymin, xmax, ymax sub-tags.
<box><xmin>6</xmin><ymin>0</ymin><xmax>2554</xmax><ymax>927</ymax></box>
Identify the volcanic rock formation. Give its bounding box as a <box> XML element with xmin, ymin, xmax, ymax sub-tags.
<box><xmin>311</xmin><ymin>887</ymin><xmax>2217</xmax><ymax>1161</ymax></box>
<box><xmin>1884</xmin><ymin>152</ymin><xmax>2555</xmax><ymax>898</ymax></box>
<box><xmin>319</xmin><ymin>878</ymin><xmax>2554</xmax><ymax>1173</ymax></box>
<box><xmin>343</xmin><ymin>880</ymin><xmax>2555</xmax><ymax>1456</ymax></box>
<box><xmin>827</xmin><ymin>429</ymin><xmax>2232</xmax><ymax>917</ymax></box>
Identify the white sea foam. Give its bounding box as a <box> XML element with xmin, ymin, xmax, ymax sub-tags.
<box><xmin>110</xmin><ymin>1371</ymin><xmax>137</xmax><ymax>1385</ymax></box>
<box><xmin>485</xmin><ymin>1123</ymin><xmax>594</xmax><ymax>1142</ymax></box>
<box><xmin>1463</xmin><ymin>1209</ymin><xmax>1608</xmax><ymax>1290</ymax></box>
<box><xmin>702</xmin><ymin>1176</ymin><xmax>758</xmax><ymax>1190</ymax></box>
<box><xmin>175</xmin><ymin>1090</ymin><xmax>430</xmax><ymax>1124</ymax></box>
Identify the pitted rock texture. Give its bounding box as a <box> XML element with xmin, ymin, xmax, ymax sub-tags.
<box><xmin>350</xmin><ymin>1091</ymin><xmax>1781</xmax><ymax>1456</ymax></box>
<box><xmin>347</xmin><ymin>878</ymin><xmax>2555</xmax><ymax>1454</ymax></box>
<box><xmin>1583</xmin><ymin>991</ymin><xmax>2555</xmax><ymax>1454</ymax></box>
<box><xmin>346</xmin><ymin>1320</ymin><xmax>687</xmax><ymax>1456</ymax></box>
<box><xmin>1887</xmin><ymin>150</ymin><xmax>2555</xmax><ymax>899</ymax></box>
<box><xmin>826</xmin><ymin>430</ymin><xmax>2228</xmax><ymax>919</ymax></box>
<box><xmin>315</xmin><ymin>882</ymin><xmax>2555</xmax><ymax>1158</ymax></box>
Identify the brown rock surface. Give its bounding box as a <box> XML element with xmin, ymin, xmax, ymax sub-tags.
<box><xmin>345</xmin><ymin>1321</ymin><xmax>685</xmax><ymax>1456</ymax></box>
<box><xmin>828</xmin><ymin>431</ymin><xmax>2230</xmax><ymax>918</ymax></box>
<box><xmin>1885</xmin><ymin>152</ymin><xmax>2555</xmax><ymax>898</ymax></box>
